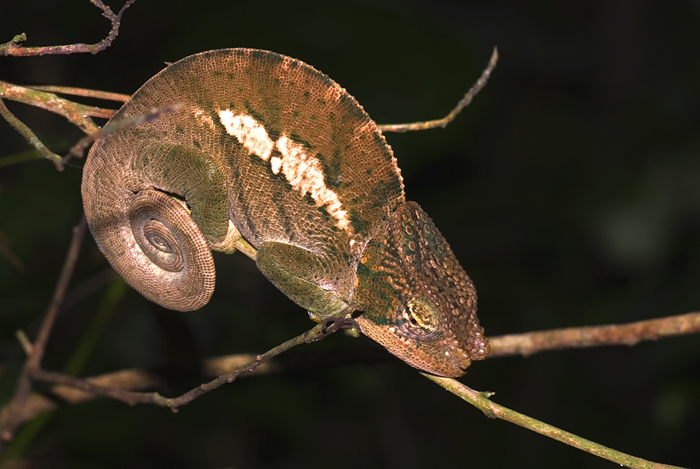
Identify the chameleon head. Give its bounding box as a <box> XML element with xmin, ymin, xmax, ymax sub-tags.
<box><xmin>354</xmin><ymin>201</ymin><xmax>489</xmax><ymax>377</ymax></box>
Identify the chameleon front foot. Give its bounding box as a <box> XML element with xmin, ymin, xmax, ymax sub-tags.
<box><xmin>320</xmin><ymin>309</ymin><xmax>361</xmax><ymax>337</ymax></box>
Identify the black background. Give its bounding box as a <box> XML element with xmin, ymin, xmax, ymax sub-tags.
<box><xmin>1</xmin><ymin>1</ymin><xmax>699</xmax><ymax>467</ymax></box>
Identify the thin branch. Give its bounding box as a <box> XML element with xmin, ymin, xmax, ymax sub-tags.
<box><xmin>487</xmin><ymin>311</ymin><xmax>700</xmax><ymax>358</ymax></box>
<box><xmin>2</xmin><ymin>369</ymin><xmax>164</xmax><ymax>430</ymax></box>
<box><xmin>0</xmin><ymin>217</ymin><xmax>86</xmax><ymax>450</ymax></box>
<box><xmin>6</xmin><ymin>310</ymin><xmax>698</xmax><ymax>425</ymax></box>
<box><xmin>0</xmin><ymin>0</ymin><xmax>135</xmax><ymax>171</ymax></box>
<box><xmin>26</xmin><ymin>86</ymin><xmax>130</xmax><ymax>103</ymax></box>
<box><xmin>0</xmin><ymin>82</ymin><xmax>109</xmax><ymax>170</ymax></box>
<box><xmin>1</xmin><ymin>350</ymin><xmax>317</xmax><ymax>430</ymax></box>
<box><xmin>0</xmin><ymin>98</ymin><xmax>63</xmax><ymax>168</ymax></box>
<box><xmin>3</xmin><ymin>309</ymin><xmax>697</xmax><ymax>465</ymax></box>
<box><xmin>424</xmin><ymin>375</ymin><xmax>687</xmax><ymax>469</ymax></box>
<box><xmin>7</xmin><ymin>349</ymin><xmax>376</xmax><ymax>428</ymax></box>
<box><xmin>0</xmin><ymin>81</ymin><xmax>108</xmax><ymax>126</ymax></box>
<box><xmin>29</xmin><ymin>217</ymin><xmax>87</xmax><ymax>369</ymax></box>
<box><xmin>0</xmin><ymin>0</ymin><xmax>135</xmax><ymax>57</ymax></box>
<box><xmin>0</xmin><ymin>83</ymin><xmax>174</xmax><ymax>169</ymax></box>
<box><xmin>378</xmin><ymin>47</ymin><xmax>498</xmax><ymax>133</ymax></box>
<box><xmin>23</xmin><ymin>317</ymin><xmax>351</xmax><ymax>413</ymax></box>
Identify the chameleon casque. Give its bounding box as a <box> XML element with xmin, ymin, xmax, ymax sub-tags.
<box><xmin>81</xmin><ymin>48</ymin><xmax>489</xmax><ymax>377</ymax></box>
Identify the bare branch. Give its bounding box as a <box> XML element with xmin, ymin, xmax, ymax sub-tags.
<box><xmin>1</xmin><ymin>353</ymin><xmax>286</xmax><ymax>429</ymax></box>
<box><xmin>5</xmin><ymin>309</ymin><xmax>698</xmax><ymax>427</ymax></box>
<box><xmin>378</xmin><ymin>47</ymin><xmax>498</xmax><ymax>133</ymax></box>
<box><xmin>2</xmin><ymin>306</ymin><xmax>696</xmax><ymax>466</ymax></box>
<box><xmin>424</xmin><ymin>375</ymin><xmax>687</xmax><ymax>469</ymax></box>
<box><xmin>0</xmin><ymin>84</ymin><xmax>174</xmax><ymax>170</ymax></box>
<box><xmin>0</xmin><ymin>82</ymin><xmax>111</xmax><ymax>170</ymax></box>
<box><xmin>26</xmin><ymin>85</ymin><xmax>130</xmax><ymax>103</ymax></box>
<box><xmin>28</xmin><ymin>316</ymin><xmax>353</xmax><ymax>410</ymax></box>
<box><xmin>0</xmin><ymin>302</ymin><xmax>355</xmax><ymax>441</ymax></box>
<box><xmin>0</xmin><ymin>98</ymin><xmax>63</xmax><ymax>168</ymax></box>
<box><xmin>4</xmin><ymin>369</ymin><xmax>164</xmax><ymax>428</ymax></box>
<box><xmin>31</xmin><ymin>218</ymin><xmax>87</xmax><ymax>369</ymax></box>
<box><xmin>488</xmin><ymin>311</ymin><xmax>700</xmax><ymax>358</ymax></box>
<box><xmin>0</xmin><ymin>1</ymin><xmax>135</xmax><ymax>170</ymax></box>
<box><xmin>0</xmin><ymin>217</ymin><xmax>86</xmax><ymax>449</ymax></box>
<box><xmin>0</xmin><ymin>0</ymin><xmax>136</xmax><ymax>57</ymax></box>
<box><xmin>0</xmin><ymin>82</ymin><xmax>108</xmax><ymax>126</ymax></box>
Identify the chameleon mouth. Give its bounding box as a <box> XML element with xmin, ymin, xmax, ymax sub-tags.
<box><xmin>355</xmin><ymin>316</ymin><xmax>471</xmax><ymax>377</ymax></box>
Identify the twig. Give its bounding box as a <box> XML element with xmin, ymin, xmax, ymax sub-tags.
<box><xmin>6</xmin><ymin>310</ymin><xmax>698</xmax><ymax>421</ymax></box>
<box><xmin>424</xmin><ymin>375</ymin><xmax>687</xmax><ymax>469</ymax></box>
<box><xmin>0</xmin><ymin>82</ymin><xmax>110</xmax><ymax>170</ymax></box>
<box><xmin>0</xmin><ymin>0</ymin><xmax>136</xmax><ymax>170</ymax></box>
<box><xmin>0</xmin><ymin>0</ymin><xmax>136</xmax><ymax>56</ymax></box>
<box><xmin>27</xmin><ymin>317</ymin><xmax>350</xmax><ymax>411</ymax></box>
<box><xmin>0</xmin><ymin>81</ymin><xmax>108</xmax><ymax>126</ymax></box>
<box><xmin>0</xmin><ymin>351</ymin><xmax>310</xmax><ymax>429</ymax></box>
<box><xmin>378</xmin><ymin>47</ymin><xmax>498</xmax><ymax>133</ymax></box>
<box><xmin>5</xmin><ymin>310</ymin><xmax>698</xmax><ymax>430</ymax></box>
<box><xmin>0</xmin><ymin>83</ymin><xmax>174</xmax><ymax>169</ymax></box>
<box><xmin>488</xmin><ymin>311</ymin><xmax>700</xmax><ymax>358</ymax></box>
<box><xmin>0</xmin><ymin>217</ymin><xmax>87</xmax><ymax>450</ymax></box>
<box><xmin>0</xmin><ymin>98</ymin><xmax>63</xmax><ymax>168</ymax></box>
<box><xmin>29</xmin><ymin>218</ymin><xmax>87</xmax><ymax>369</ymax></box>
<box><xmin>25</xmin><ymin>85</ymin><xmax>130</xmax><ymax>103</ymax></box>
<box><xmin>7</xmin><ymin>349</ymin><xmax>377</xmax><ymax>428</ymax></box>
<box><xmin>3</xmin><ymin>308</ymin><xmax>696</xmax><ymax>465</ymax></box>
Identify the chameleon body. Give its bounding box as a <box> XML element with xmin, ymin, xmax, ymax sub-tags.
<box><xmin>81</xmin><ymin>49</ymin><xmax>489</xmax><ymax>377</ymax></box>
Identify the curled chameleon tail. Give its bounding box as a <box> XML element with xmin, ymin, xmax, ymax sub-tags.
<box><xmin>82</xmin><ymin>139</ymin><xmax>240</xmax><ymax>310</ymax></box>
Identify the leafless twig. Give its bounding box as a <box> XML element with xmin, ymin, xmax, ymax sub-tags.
<box><xmin>378</xmin><ymin>47</ymin><xmax>498</xmax><ymax>133</ymax></box>
<box><xmin>4</xmin><ymin>308</ymin><xmax>697</xmax><ymax>434</ymax></box>
<box><xmin>0</xmin><ymin>217</ymin><xmax>87</xmax><ymax>449</ymax></box>
<box><xmin>26</xmin><ymin>316</ymin><xmax>351</xmax><ymax>411</ymax></box>
<box><xmin>25</xmin><ymin>85</ymin><xmax>130</xmax><ymax>103</ymax></box>
<box><xmin>0</xmin><ymin>98</ymin><xmax>63</xmax><ymax>167</ymax></box>
<box><xmin>425</xmin><ymin>375</ymin><xmax>687</xmax><ymax>469</ymax></box>
<box><xmin>0</xmin><ymin>0</ymin><xmax>136</xmax><ymax>57</ymax></box>
<box><xmin>0</xmin><ymin>82</ymin><xmax>116</xmax><ymax>170</ymax></box>
<box><xmin>488</xmin><ymin>311</ymin><xmax>700</xmax><ymax>358</ymax></box>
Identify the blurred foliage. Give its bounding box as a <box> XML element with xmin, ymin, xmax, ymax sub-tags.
<box><xmin>1</xmin><ymin>1</ymin><xmax>699</xmax><ymax>467</ymax></box>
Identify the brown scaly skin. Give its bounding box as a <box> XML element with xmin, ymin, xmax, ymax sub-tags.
<box><xmin>82</xmin><ymin>48</ymin><xmax>488</xmax><ymax>377</ymax></box>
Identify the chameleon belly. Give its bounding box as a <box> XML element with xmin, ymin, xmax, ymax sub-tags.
<box><xmin>82</xmin><ymin>49</ymin><xmax>489</xmax><ymax>377</ymax></box>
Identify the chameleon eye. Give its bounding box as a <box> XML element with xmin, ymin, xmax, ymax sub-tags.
<box><xmin>399</xmin><ymin>297</ymin><xmax>442</xmax><ymax>339</ymax></box>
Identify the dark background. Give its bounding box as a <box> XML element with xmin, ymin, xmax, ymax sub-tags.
<box><xmin>1</xmin><ymin>1</ymin><xmax>699</xmax><ymax>467</ymax></box>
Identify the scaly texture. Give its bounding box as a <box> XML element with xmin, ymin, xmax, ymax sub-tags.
<box><xmin>82</xmin><ymin>49</ymin><xmax>488</xmax><ymax>376</ymax></box>
<box><xmin>355</xmin><ymin>202</ymin><xmax>489</xmax><ymax>375</ymax></box>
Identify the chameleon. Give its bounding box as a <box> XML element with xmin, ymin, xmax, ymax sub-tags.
<box><xmin>81</xmin><ymin>48</ymin><xmax>489</xmax><ymax>377</ymax></box>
